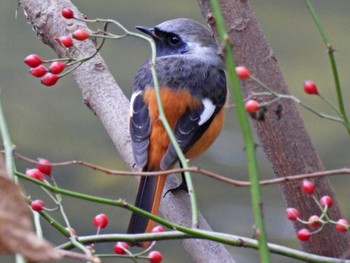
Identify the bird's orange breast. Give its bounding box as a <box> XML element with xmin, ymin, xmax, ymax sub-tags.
<box><xmin>143</xmin><ymin>87</ymin><xmax>224</xmax><ymax>170</ymax></box>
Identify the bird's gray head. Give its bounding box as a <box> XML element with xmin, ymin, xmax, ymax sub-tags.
<box><xmin>136</xmin><ymin>18</ymin><xmax>217</xmax><ymax>57</ymax></box>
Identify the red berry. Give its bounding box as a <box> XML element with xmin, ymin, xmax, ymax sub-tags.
<box><xmin>113</xmin><ymin>242</ymin><xmax>129</xmax><ymax>255</ymax></box>
<box><xmin>37</xmin><ymin>158</ymin><xmax>52</xmax><ymax>175</ymax></box>
<box><xmin>320</xmin><ymin>195</ymin><xmax>333</xmax><ymax>208</ymax></box>
<box><xmin>49</xmin><ymin>61</ymin><xmax>66</xmax><ymax>74</ymax></box>
<box><xmin>72</xmin><ymin>29</ymin><xmax>90</xmax><ymax>41</ymax></box>
<box><xmin>26</xmin><ymin>168</ymin><xmax>45</xmax><ymax>181</ymax></box>
<box><xmin>148</xmin><ymin>251</ymin><xmax>163</xmax><ymax>263</ymax></box>
<box><xmin>152</xmin><ymin>225</ymin><xmax>165</xmax><ymax>233</ymax></box>
<box><xmin>59</xmin><ymin>36</ymin><xmax>74</xmax><ymax>48</ymax></box>
<box><xmin>41</xmin><ymin>73</ymin><xmax>59</xmax><ymax>86</ymax></box>
<box><xmin>29</xmin><ymin>65</ymin><xmax>48</xmax><ymax>78</ymax></box>
<box><xmin>285</xmin><ymin>207</ymin><xmax>300</xmax><ymax>221</ymax></box>
<box><xmin>303</xmin><ymin>80</ymin><xmax>318</xmax><ymax>95</ymax></box>
<box><xmin>301</xmin><ymin>180</ymin><xmax>315</xmax><ymax>195</ymax></box>
<box><xmin>297</xmin><ymin>228</ymin><xmax>311</xmax><ymax>241</ymax></box>
<box><xmin>31</xmin><ymin>200</ymin><xmax>45</xmax><ymax>212</ymax></box>
<box><xmin>62</xmin><ymin>8</ymin><xmax>74</xmax><ymax>19</ymax></box>
<box><xmin>93</xmin><ymin>213</ymin><xmax>108</xmax><ymax>229</ymax></box>
<box><xmin>308</xmin><ymin>215</ymin><xmax>321</xmax><ymax>227</ymax></box>
<box><xmin>245</xmin><ymin>99</ymin><xmax>261</xmax><ymax>113</ymax></box>
<box><xmin>336</xmin><ymin>219</ymin><xmax>349</xmax><ymax>233</ymax></box>
<box><xmin>24</xmin><ymin>54</ymin><xmax>43</xmax><ymax>68</ymax></box>
<box><xmin>235</xmin><ymin>66</ymin><xmax>250</xmax><ymax>79</ymax></box>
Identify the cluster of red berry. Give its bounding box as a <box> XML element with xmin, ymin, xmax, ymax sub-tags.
<box><xmin>24</xmin><ymin>8</ymin><xmax>90</xmax><ymax>87</ymax></box>
<box><xmin>285</xmin><ymin>179</ymin><xmax>348</xmax><ymax>241</ymax></box>
<box><xmin>27</xmin><ymin>158</ymin><xmax>52</xmax><ymax>212</ymax></box>
<box><xmin>94</xmin><ymin>213</ymin><xmax>164</xmax><ymax>262</ymax></box>
<box><xmin>24</xmin><ymin>54</ymin><xmax>61</xmax><ymax>86</ymax></box>
<box><xmin>235</xmin><ymin>66</ymin><xmax>320</xmax><ymax>114</ymax></box>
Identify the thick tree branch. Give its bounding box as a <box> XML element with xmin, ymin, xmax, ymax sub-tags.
<box><xmin>197</xmin><ymin>0</ymin><xmax>350</xmax><ymax>257</ymax></box>
<box><xmin>19</xmin><ymin>0</ymin><xmax>235</xmax><ymax>262</ymax></box>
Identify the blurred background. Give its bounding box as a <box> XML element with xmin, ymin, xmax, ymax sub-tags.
<box><xmin>1</xmin><ymin>0</ymin><xmax>350</xmax><ymax>262</ymax></box>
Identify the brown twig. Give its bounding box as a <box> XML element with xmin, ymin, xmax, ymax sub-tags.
<box><xmin>13</xmin><ymin>151</ymin><xmax>350</xmax><ymax>187</ymax></box>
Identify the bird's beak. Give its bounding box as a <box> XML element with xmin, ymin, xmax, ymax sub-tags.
<box><xmin>135</xmin><ymin>26</ymin><xmax>158</xmax><ymax>39</ymax></box>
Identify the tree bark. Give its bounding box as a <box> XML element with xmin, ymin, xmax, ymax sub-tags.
<box><xmin>19</xmin><ymin>0</ymin><xmax>236</xmax><ymax>262</ymax></box>
<box><xmin>197</xmin><ymin>0</ymin><xmax>350</xmax><ymax>257</ymax></box>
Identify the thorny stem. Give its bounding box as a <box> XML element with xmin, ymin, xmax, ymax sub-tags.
<box><xmin>209</xmin><ymin>0</ymin><xmax>270</xmax><ymax>262</ymax></box>
<box><xmin>0</xmin><ymin>96</ymin><xmax>25</xmax><ymax>263</ymax></box>
<box><xmin>304</xmin><ymin>0</ymin><xmax>350</xmax><ymax>133</ymax></box>
<box><xmin>57</xmin><ymin>231</ymin><xmax>350</xmax><ymax>263</ymax></box>
<box><xmin>0</xmin><ymin>97</ymin><xmax>16</xmax><ymax>181</ymax></box>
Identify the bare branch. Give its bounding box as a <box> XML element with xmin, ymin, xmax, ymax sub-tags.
<box><xmin>14</xmin><ymin>151</ymin><xmax>350</xmax><ymax>187</ymax></box>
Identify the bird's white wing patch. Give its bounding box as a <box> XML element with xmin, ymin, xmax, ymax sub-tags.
<box><xmin>129</xmin><ymin>90</ymin><xmax>142</xmax><ymax>117</ymax></box>
<box><xmin>198</xmin><ymin>98</ymin><xmax>216</xmax><ymax>126</ymax></box>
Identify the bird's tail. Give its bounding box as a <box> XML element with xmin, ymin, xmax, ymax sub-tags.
<box><xmin>127</xmin><ymin>171</ymin><xmax>167</xmax><ymax>247</ymax></box>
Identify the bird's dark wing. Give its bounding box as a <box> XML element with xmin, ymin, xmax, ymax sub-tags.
<box><xmin>129</xmin><ymin>90</ymin><xmax>151</xmax><ymax>168</ymax></box>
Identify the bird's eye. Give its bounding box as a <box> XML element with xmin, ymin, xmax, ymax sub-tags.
<box><xmin>168</xmin><ymin>36</ymin><xmax>180</xmax><ymax>46</ymax></box>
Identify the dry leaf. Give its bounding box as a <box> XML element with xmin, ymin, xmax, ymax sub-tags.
<box><xmin>0</xmin><ymin>155</ymin><xmax>61</xmax><ymax>262</ymax></box>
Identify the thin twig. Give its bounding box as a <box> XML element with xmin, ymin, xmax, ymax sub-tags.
<box><xmin>13</xmin><ymin>151</ymin><xmax>350</xmax><ymax>187</ymax></box>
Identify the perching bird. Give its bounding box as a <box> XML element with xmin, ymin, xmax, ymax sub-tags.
<box><xmin>127</xmin><ymin>18</ymin><xmax>227</xmax><ymax>246</ymax></box>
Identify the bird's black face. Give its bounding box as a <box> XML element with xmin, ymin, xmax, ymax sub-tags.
<box><xmin>136</xmin><ymin>26</ymin><xmax>189</xmax><ymax>57</ymax></box>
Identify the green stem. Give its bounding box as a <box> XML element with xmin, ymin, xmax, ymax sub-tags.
<box><xmin>305</xmin><ymin>0</ymin><xmax>350</xmax><ymax>134</ymax></box>
<box><xmin>147</xmin><ymin>43</ymin><xmax>198</xmax><ymax>228</ymax></box>
<box><xmin>59</xmin><ymin>231</ymin><xmax>350</xmax><ymax>263</ymax></box>
<box><xmin>328</xmin><ymin>50</ymin><xmax>350</xmax><ymax>131</ymax></box>
<box><xmin>0</xmin><ymin>97</ymin><xmax>24</xmax><ymax>263</ymax></box>
<box><xmin>209</xmin><ymin>1</ymin><xmax>270</xmax><ymax>262</ymax></box>
<box><xmin>0</xmin><ymin>97</ymin><xmax>15</xmax><ymax>181</ymax></box>
<box><xmin>304</xmin><ymin>0</ymin><xmax>329</xmax><ymax>45</ymax></box>
<box><xmin>40</xmin><ymin>210</ymin><xmax>71</xmax><ymax>236</ymax></box>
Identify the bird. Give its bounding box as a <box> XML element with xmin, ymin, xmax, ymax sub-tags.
<box><xmin>127</xmin><ymin>18</ymin><xmax>227</xmax><ymax>246</ymax></box>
